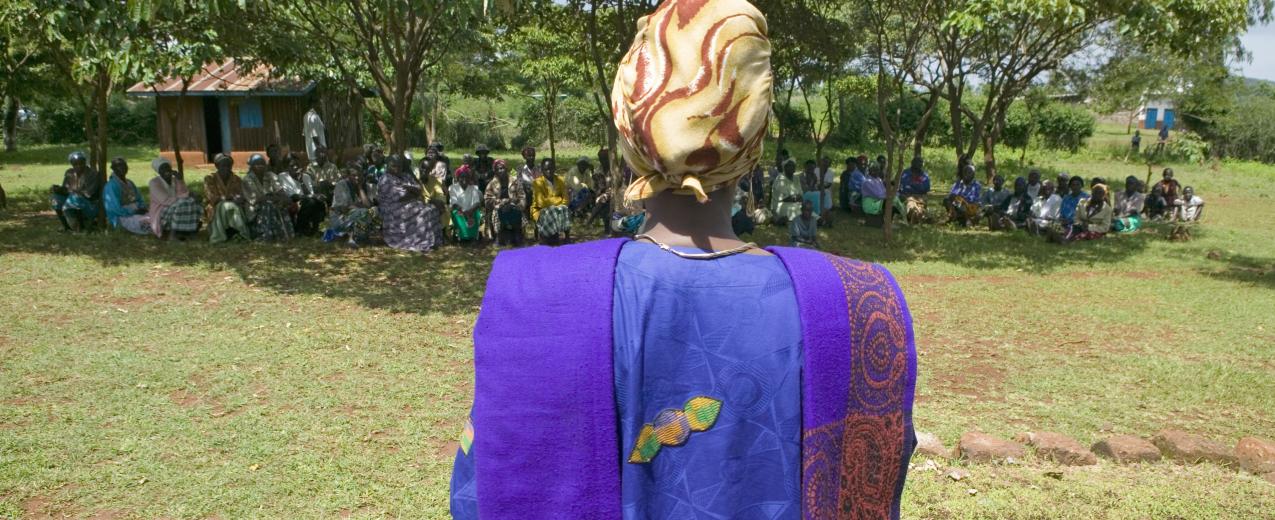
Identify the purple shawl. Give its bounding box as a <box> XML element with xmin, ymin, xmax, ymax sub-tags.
<box><xmin>472</xmin><ymin>239</ymin><xmax>915</xmax><ymax>519</ymax></box>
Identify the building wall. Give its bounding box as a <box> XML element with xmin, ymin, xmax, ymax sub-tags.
<box><xmin>227</xmin><ymin>96</ymin><xmax>308</xmax><ymax>156</ymax></box>
<box><xmin>156</xmin><ymin>97</ymin><xmax>207</xmax><ymax>154</ymax></box>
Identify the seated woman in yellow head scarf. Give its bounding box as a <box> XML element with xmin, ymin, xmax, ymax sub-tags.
<box><xmin>450</xmin><ymin>2</ymin><xmax>916</xmax><ymax>518</ymax></box>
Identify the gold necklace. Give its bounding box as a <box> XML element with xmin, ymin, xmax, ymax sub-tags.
<box><xmin>634</xmin><ymin>234</ymin><xmax>758</xmax><ymax>260</ymax></box>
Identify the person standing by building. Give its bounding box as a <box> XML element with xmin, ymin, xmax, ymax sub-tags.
<box><xmin>303</xmin><ymin>104</ymin><xmax>327</xmax><ymax>162</ymax></box>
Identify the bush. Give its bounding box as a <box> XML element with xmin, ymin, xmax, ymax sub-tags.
<box><xmin>20</xmin><ymin>94</ymin><xmax>156</xmax><ymax>146</ymax></box>
<box><xmin>513</xmin><ymin>95</ymin><xmax>605</xmax><ymax>152</ymax></box>
<box><xmin>1212</xmin><ymin>88</ymin><xmax>1275</xmax><ymax>164</ymax></box>
<box><xmin>1000</xmin><ymin>102</ymin><xmax>1033</xmax><ymax>151</ymax></box>
<box><xmin>1033</xmin><ymin>102</ymin><xmax>1094</xmax><ymax>152</ymax></box>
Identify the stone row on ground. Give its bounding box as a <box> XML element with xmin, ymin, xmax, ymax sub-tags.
<box><xmin>912</xmin><ymin>429</ymin><xmax>1275</xmax><ymax>484</ymax></box>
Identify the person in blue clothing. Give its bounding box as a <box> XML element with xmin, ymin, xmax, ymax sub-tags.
<box><xmin>102</xmin><ymin>158</ymin><xmax>150</xmax><ymax>235</ymax></box>
<box><xmin>944</xmin><ymin>164</ymin><xmax>982</xmax><ymax>226</ymax></box>
<box><xmin>899</xmin><ymin>155</ymin><xmax>931</xmax><ymax>224</ymax></box>
<box><xmin>450</xmin><ymin>1</ymin><xmax>917</xmax><ymax>518</ymax></box>
<box><xmin>839</xmin><ymin>154</ymin><xmax>868</xmax><ymax>213</ymax></box>
<box><xmin>1057</xmin><ymin>175</ymin><xmax>1090</xmax><ymax>229</ymax></box>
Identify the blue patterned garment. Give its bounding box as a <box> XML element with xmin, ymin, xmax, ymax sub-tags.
<box><xmin>613</xmin><ymin>242</ymin><xmax>802</xmax><ymax>520</ymax></box>
<box><xmin>949</xmin><ymin>179</ymin><xmax>982</xmax><ymax>202</ymax></box>
<box><xmin>449</xmin><ymin>242</ymin><xmax>803</xmax><ymax>519</ymax></box>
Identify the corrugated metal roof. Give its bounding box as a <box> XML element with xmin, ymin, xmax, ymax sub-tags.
<box><xmin>127</xmin><ymin>59</ymin><xmax>315</xmax><ymax>97</ymax></box>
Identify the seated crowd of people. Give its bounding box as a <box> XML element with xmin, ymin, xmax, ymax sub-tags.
<box><xmin>49</xmin><ymin>143</ymin><xmax>624</xmax><ymax>253</ymax></box>
<box><xmin>735</xmin><ymin>150</ymin><xmax>1205</xmax><ymax>247</ymax></box>
<box><xmin>50</xmin><ymin>145</ymin><xmax>1205</xmax><ymax>251</ymax></box>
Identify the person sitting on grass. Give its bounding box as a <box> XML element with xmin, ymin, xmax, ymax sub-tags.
<box><xmin>484</xmin><ymin>159</ymin><xmax>526</xmax><ymax>247</ymax></box>
<box><xmin>861</xmin><ymin>162</ymin><xmax>905</xmax><ymax>225</ymax></box>
<box><xmin>1028</xmin><ymin>180</ymin><xmax>1061</xmax><ymax>235</ymax></box>
<box><xmin>1174</xmin><ymin>186</ymin><xmax>1205</xmax><ymax>222</ymax></box>
<box><xmin>146</xmin><ymin>158</ymin><xmax>201</xmax><ymax>240</ymax></box>
<box><xmin>770</xmin><ymin>159</ymin><xmax>801</xmax><ymax>224</ymax></box>
<box><xmin>839</xmin><ymin>155</ymin><xmax>866</xmax><ymax>212</ymax></box>
<box><xmin>944</xmin><ymin>165</ymin><xmax>982</xmax><ymax>226</ymax></box>
<box><xmin>204</xmin><ymin>154</ymin><xmax>251</xmax><ymax>243</ymax></box>
<box><xmin>899</xmin><ymin>156</ymin><xmax>931</xmax><ymax>224</ymax></box>
<box><xmin>789</xmin><ymin>200</ymin><xmax>819</xmax><ymax>248</ymax></box>
<box><xmin>308</xmin><ymin>145</ymin><xmax>342</xmax><ymax>203</ymax></box>
<box><xmin>325</xmin><ymin>162</ymin><xmax>380</xmax><ymax>247</ymax></box>
<box><xmin>991</xmin><ymin>176</ymin><xmax>1032</xmax><ymax>231</ymax></box>
<box><xmin>1053</xmin><ymin>183</ymin><xmax>1111</xmax><ymax>244</ymax></box>
<box><xmin>532</xmin><ymin>157</ymin><xmax>572</xmax><ymax>244</ymax></box>
<box><xmin>1113</xmin><ymin>175</ymin><xmax>1145</xmax><ymax>233</ymax></box>
<box><xmin>51</xmin><ymin>151</ymin><xmax>101</xmax><ymax>232</ymax></box>
<box><xmin>379</xmin><ymin>154</ymin><xmax>442</xmax><ymax>253</ymax></box>
<box><xmin>103</xmin><ymin>158</ymin><xmax>150</xmax><ymax>235</ymax></box>
<box><xmin>565</xmin><ymin>157</ymin><xmax>596</xmax><ymax>218</ymax></box>
<box><xmin>1156</xmin><ymin>168</ymin><xmax>1182</xmax><ymax>205</ymax></box>
<box><xmin>1026</xmin><ymin>169</ymin><xmax>1043</xmax><ymax>198</ymax></box>
<box><xmin>449</xmin><ymin>166</ymin><xmax>484</xmax><ymax>243</ymax></box>
<box><xmin>279</xmin><ymin>153</ymin><xmax>326</xmax><ymax>237</ymax></box>
<box><xmin>979</xmin><ymin>174</ymin><xmax>1011</xmax><ymax>223</ymax></box>
<box><xmin>1144</xmin><ymin>183</ymin><xmax>1171</xmax><ymax>220</ymax></box>
<box><xmin>1056</xmin><ymin>175</ymin><xmax>1090</xmax><ymax>231</ymax></box>
<box><xmin>242</xmin><ymin>154</ymin><xmax>294</xmax><ymax>242</ymax></box>
<box><xmin>800</xmin><ymin>159</ymin><xmax>823</xmax><ymax>218</ymax></box>
<box><xmin>587</xmin><ymin>168</ymin><xmax>613</xmax><ymax>230</ymax></box>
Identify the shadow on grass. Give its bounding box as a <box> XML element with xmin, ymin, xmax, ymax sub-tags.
<box><xmin>0</xmin><ymin>209</ymin><xmax>501</xmax><ymax>317</ymax></box>
<box><xmin>0</xmin><ymin>186</ymin><xmax>1184</xmax><ymax>322</ymax></box>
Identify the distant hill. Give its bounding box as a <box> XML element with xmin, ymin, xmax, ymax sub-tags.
<box><xmin>1242</xmin><ymin>76</ymin><xmax>1275</xmax><ymax>89</ymax></box>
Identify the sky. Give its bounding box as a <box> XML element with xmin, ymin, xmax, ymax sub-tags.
<box><xmin>1239</xmin><ymin>21</ymin><xmax>1275</xmax><ymax>81</ymax></box>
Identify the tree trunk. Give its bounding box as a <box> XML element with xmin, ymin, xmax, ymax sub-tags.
<box><xmin>546</xmin><ymin>85</ymin><xmax>558</xmax><ymax>165</ymax></box>
<box><xmin>3</xmin><ymin>96</ymin><xmax>17</xmax><ymax>152</ymax></box>
<box><xmin>93</xmin><ymin>77</ymin><xmax>111</xmax><ymax>228</ymax></box>
<box><xmin>947</xmin><ymin>82</ymin><xmax>965</xmax><ymax>162</ymax></box>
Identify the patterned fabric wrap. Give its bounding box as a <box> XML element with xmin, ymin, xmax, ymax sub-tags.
<box><xmin>161</xmin><ymin>198</ymin><xmax>202</xmax><ymax>233</ymax></box>
<box><xmin>769</xmin><ymin>247</ymin><xmax>917</xmax><ymax>520</ymax></box>
<box><xmin>467</xmin><ymin>239</ymin><xmax>915</xmax><ymax>519</ymax></box>
<box><xmin>627</xmin><ymin>396</ymin><xmax>722</xmax><ymax>464</ymax></box>
<box><xmin>612</xmin><ymin>0</ymin><xmax>772</xmax><ymax>203</ymax></box>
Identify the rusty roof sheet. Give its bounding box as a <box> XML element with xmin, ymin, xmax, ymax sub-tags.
<box><xmin>127</xmin><ymin>59</ymin><xmax>314</xmax><ymax>97</ymax></box>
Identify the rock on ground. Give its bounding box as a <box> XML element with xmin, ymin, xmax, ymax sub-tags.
<box><xmin>1092</xmin><ymin>435</ymin><xmax>1161</xmax><ymax>463</ymax></box>
<box><xmin>958</xmin><ymin>432</ymin><xmax>1026</xmax><ymax>463</ymax></box>
<box><xmin>1016</xmin><ymin>431</ymin><xmax>1097</xmax><ymax>466</ymax></box>
<box><xmin>1152</xmin><ymin>430</ymin><xmax>1237</xmax><ymax>467</ymax></box>
<box><xmin>1235</xmin><ymin>436</ymin><xmax>1275</xmax><ymax>475</ymax></box>
<box><xmin>914</xmin><ymin>431</ymin><xmax>953</xmax><ymax>459</ymax></box>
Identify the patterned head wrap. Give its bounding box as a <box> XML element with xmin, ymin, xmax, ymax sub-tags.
<box><xmin>493</xmin><ymin>159</ymin><xmax>508</xmax><ymax>170</ymax></box>
<box><xmin>612</xmin><ymin>0</ymin><xmax>773</xmax><ymax>203</ymax></box>
<box><xmin>248</xmin><ymin>154</ymin><xmax>266</xmax><ymax>166</ymax></box>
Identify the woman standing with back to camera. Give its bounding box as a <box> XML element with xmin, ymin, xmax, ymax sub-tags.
<box><xmin>449</xmin><ymin>1</ymin><xmax>917</xmax><ymax>518</ymax></box>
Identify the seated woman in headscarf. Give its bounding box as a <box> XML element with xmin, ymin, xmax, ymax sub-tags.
<box><xmin>378</xmin><ymin>154</ymin><xmax>442</xmax><ymax>253</ymax></box>
<box><xmin>103</xmin><ymin>158</ymin><xmax>150</xmax><ymax>235</ymax></box>
<box><xmin>483</xmin><ymin>159</ymin><xmax>526</xmax><ymax>247</ymax></box>
<box><xmin>1053</xmin><ymin>183</ymin><xmax>1111</xmax><ymax>244</ymax></box>
<box><xmin>1112</xmin><ymin>175</ymin><xmax>1145</xmax><ymax>233</ymax></box>
<box><xmin>278</xmin><ymin>152</ymin><xmax>326</xmax><ymax>236</ymax></box>
<box><xmin>531</xmin><ymin>157</ymin><xmax>572</xmax><ymax>244</ymax></box>
<box><xmin>325</xmin><ymin>162</ymin><xmax>380</xmax><ymax>247</ymax></box>
<box><xmin>204</xmin><ymin>154</ymin><xmax>251</xmax><ymax>243</ymax></box>
<box><xmin>449</xmin><ymin>165</ymin><xmax>484</xmax><ymax>243</ymax></box>
<box><xmin>768</xmin><ymin>159</ymin><xmax>801</xmax><ymax>223</ymax></box>
<box><xmin>450</xmin><ymin>2</ymin><xmax>915</xmax><ymax>518</ymax></box>
<box><xmin>241</xmin><ymin>154</ymin><xmax>294</xmax><ymax>242</ymax></box>
<box><xmin>565</xmin><ymin>156</ymin><xmax>596</xmax><ymax>217</ymax></box>
<box><xmin>789</xmin><ymin>200</ymin><xmax>819</xmax><ymax>247</ymax></box>
<box><xmin>147</xmin><ymin>158</ymin><xmax>201</xmax><ymax>240</ymax></box>
<box><xmin>50</xmin><ymin>151</ymin><xmax>101</xmax><ymax>232</ymax></box>
<box><xmin>861</xmin><ymin>162</ymin><xmax>906</xmax><ymax>224</ymax></box>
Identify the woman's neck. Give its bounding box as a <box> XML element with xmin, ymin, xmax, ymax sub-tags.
<box><xmin>640</xmin><ymin>186</ymin><xmax>762</xmax><ymax>253</ymax></box>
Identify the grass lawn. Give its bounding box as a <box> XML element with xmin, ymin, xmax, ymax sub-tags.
<box><xmin>1</xmin><ymin>136</ymin><xmax>1273</xmax><ymax>519</ymax></box>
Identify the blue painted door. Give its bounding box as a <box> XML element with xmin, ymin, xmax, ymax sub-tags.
<box><xmin>1145</xmin><ymin>108</ymin><xmax>1159</xmax><ymax>129</ymax></box>
<box><xmin>1163</xmin><ymin>109</ymin><xmax>1175</xmax><ymax>130</ymax></box>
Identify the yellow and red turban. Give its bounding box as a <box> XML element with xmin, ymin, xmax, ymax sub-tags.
<box><xmin>612</xmin><ymin>0</ymin><xmax>773</xmax><ymax>203</ymax></box>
